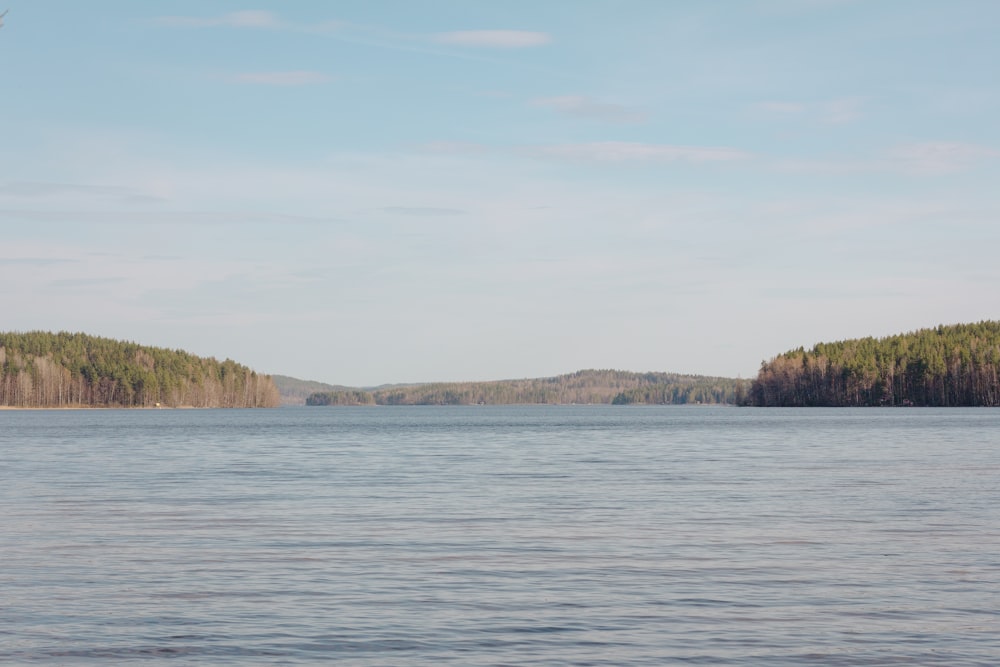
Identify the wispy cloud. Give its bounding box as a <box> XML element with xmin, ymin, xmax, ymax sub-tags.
<box><xmin>432</xmin><ymin>30</ymin><xmax>551</xmax><ymax>48</ymax></box>
<box><xmin>155</xmin><ymin>11</ymin><xmax>340</xmax><ymax>33</ymax></box>
<box><xmin>383</xmin><ymin>207</ymin><xmax>466</xmax><ymax>216</ymax></box>
<box><xmin>760</xmin><ymin>285</ymin><xmax>901</xmax><ymax>300</ymax></box>
<box><xmin>413</xmin><ymin>140</ymin><xmax>750</xmax><ymax>164</ymax></box>
<box><xmin>231</xmin><ymin>71</ymin><xmax>333</xmax><ymax>86</ymax></box>
<box><xmin>529</xmin><ymin>141</ymin><xmax>750</xmax><ymax>163</ymax></box>
<box><xmin>885</xmin><ymin>141</ymin><xmax>1000</xmax><ymax>174</ymax></box>
<box><xmin>155</xmin><ymin>10</ymin><xmax>281</xmax><ymax>29</ymax></box>
<box><xmin>821</xmin><ymin>98</ymin><xmax>863</xmax><ymax>124</ymax></box>
<box><xmin>756</xmin><ymin>97</ymin><xmax>863</xmax><ymax>124</ymax></box>
<box><xmin>416</xmin><ymin>141</ymin><xmax>752</xmax><ymax>162</ymax></box>
<box><xmin>47</xmin><ymin>277</ymin><xmax>129</xmax><ymax>289</ymax></box>
<box><xmin>142</xmin><ymin>255</ymin><xmax>184</xmax><ymax>262</ymax></box>
<box><xmin>757</xmin><ymin>0</ymin><xmax>864</xmax><ymax>13</ymax></box>
<box><xmin>0</xmin><ymin>257</ymin><xmax>79</xmax><ymax>266</ymax></box>
<box><xmin>777</xmin><ymin>141</ymin><xmax>1000</xmax><ymax>175</ymax></box>
<box><xmin>532</xmin><ymin>95</ymin><xmax>646</xmax><ymax>124</ymax></box>
<box><xmin>756</xmin><ymin>101</ymin><xmax>807</xmax><ymax>114</ymax></box>
<box><xmin>0</xmin><ymin>209</ymin><xmax>343</xmax><ymax>226</ymax></box>
<box><xmin>416</xmin><ymin>141</ymin><xmax>493</xmax><ymax>156</ymax></box>
<box><xmin>0</xmin><ymin>181</ymin><xmax>169</xmax><ymax>209</ymax></box>
<box><xmin>0</xmin><ymin>181</ymin><xmax>136</xmax><ymax>198</ymax></box>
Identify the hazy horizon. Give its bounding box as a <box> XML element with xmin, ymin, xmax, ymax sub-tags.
<box><xmin>3</xmin><ymin>2</ymin><xmax>999</xmax><ymax>386</ymax></box>
<box><xmin>273</xmin><ymin>366</ymin><xmax>748</xmax><ymax>390</ymax></box>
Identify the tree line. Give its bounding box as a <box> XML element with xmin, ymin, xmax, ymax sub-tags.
<box><xmin>269</xmin><ymin>374</ymin><xmax>359</xmax><ymax>406</ymax></box>
<box><xmin>0</xmin><ymin>331</ymin><xmax>280</xmax><ymax>408</ymax></box>
<box><xmin>306</xmin><ymin>369</ymin><xmax>745</xmax><ymax>406</ymax></box>
<box><xmin>749</xmin><ymin>321</ymin><xmax>1000</xmax><ymax>406</ymax></box>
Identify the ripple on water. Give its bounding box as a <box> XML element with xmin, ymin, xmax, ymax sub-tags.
<box><xmin>2</xmin><ymin>406</ymin><xmax>999</xmax><ymax>665</ymax></box>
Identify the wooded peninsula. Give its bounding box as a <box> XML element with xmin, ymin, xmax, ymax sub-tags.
<box><xmin>749</xmin><ymin>321</ymin><xmax>1000</xmax><ymax>407</ymax></box>
<box><xmin>0</xmin><ymin>331</ymin><xmax>280</xmax><ymax>408</ymax></box>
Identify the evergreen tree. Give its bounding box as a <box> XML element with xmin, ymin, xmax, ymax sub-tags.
<box><xmin>749</xmin><ymin>321</ymin><xmax>1000</xmax><ymax>406</ymax></box>
<box><xmin>0</xmin><ymin>331</ymin><xmax>280</xmax><ymax>408</ymax></box>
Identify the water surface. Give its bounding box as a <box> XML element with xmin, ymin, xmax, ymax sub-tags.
<box><xmin>2</xmin><ymin>406</ymin><xmax>998</xmax><ymax>665</ymax></box>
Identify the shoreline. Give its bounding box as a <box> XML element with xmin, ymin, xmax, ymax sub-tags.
<box><xmin>0</xmin><ymin>405</ymin><xmax>206</xmax><ymax>411</ymax></box>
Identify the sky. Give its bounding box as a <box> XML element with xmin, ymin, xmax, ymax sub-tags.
<box><xmin>2</xmin><ymin>1</ymin><xmax>999</xmax><ymax>386</ymax></box>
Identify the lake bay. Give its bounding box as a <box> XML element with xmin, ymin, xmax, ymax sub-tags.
<box><xmin>2</xmin><ymin>406</ymin><xmax>998</xmax><ymax>665</ymax></box>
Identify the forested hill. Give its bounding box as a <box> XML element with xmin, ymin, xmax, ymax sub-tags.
<box><xmin>306</xmin><ymin>369</ymin><xmax>745</xmax><ymax>406</ymax></box>
<box><xmin>271</xmin><ymin>374</ymin><xmax>358</xmax><ymax>406</ymax></box>
<box><xmin>750</xmin><ymin>321</ymin><xmax>1000</xmax><ymax>407</ymax></box>
<box><xmin>0</xmin><ymin>331</ymin><xmax>280</xmax><ymax>408</ymax></box>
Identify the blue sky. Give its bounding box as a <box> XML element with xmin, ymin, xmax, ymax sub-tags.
<box><xmin>2</xmin><ymin>1</ymin><xmax>999</xmax><ymax>385</ymax></box>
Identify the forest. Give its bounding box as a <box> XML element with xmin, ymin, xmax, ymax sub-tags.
<box><xmin>13</xmin><ymin>321</ymin><xmax>997</xmax><ymax>410</ymax></box>
<box><xmin>0</xmin><ymin>331</ymin><xmax>280</xmax><ymax>408</ymax></box>
<box><xmin>749</xmin><ymin>321</ymin><xmax>1000</xmax><ymax>407</ymax></box>
<box><xmin>306</xmin><ymin>369</ymin><xmax>745</xmax><ymax>406</ymax></box>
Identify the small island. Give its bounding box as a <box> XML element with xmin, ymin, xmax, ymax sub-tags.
<box><xmin>0</xmin><ymin>331</ymin><xmax>279</xmax><ymax>408</ymax></box>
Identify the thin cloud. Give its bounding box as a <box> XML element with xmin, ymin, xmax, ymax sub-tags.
<box><xmin>777</xmin><ymin>141</ymin><xmax>1000</xmax><ymax>175</ymax></box>
<box><xmin>0</xmin><ymin>181</ymin><xmax>135</xmax><ymax>198</ymax></box>
<box><xmin>756</xmin><ymin>97</ymin><xmax>863</xmax><ymax>124</ymax></box>
<box><xmin>885</xmin><ymin>141</ymin><xmax>1000</xmax><ymax>174</ymax></box>
<box><xmin>231</xmin><ymin>71</ymin><xmax>333</xmax><ymax>86</ymax></box>
<box><xmin>532</xmin><ymin>96</ymin><xmax>646</xmax><ymax>124</ymax></box>
<box><xmin>416</xmin><ymin>141</ymin><xmax>493</xmax><ymax>155</ymax></box>
<box><xmin>154</xmin><ymin>11</ymin><xmax>340</xmax><ymax>33</ymax></box>
<box><xmin>759</xmin><ymin>0</ymin><xmax>863</xmax><ymax>12</ymax></box>
<box><xmin>47</xmin><ymin>277</ymin><xmax>129</xmax><ymax>289</ymax></box>
<box><xmin>771</xmin><ymin>157</ymin><xmax>862</xmax><ymax>174</ymax></box>
<box><xmin>383</xmin><ymin>207</ymin><xmax>466</xmax><ymax>216</ymax></box>
<box><xmin>155</xmin><ymin>11</ymin><xmax>280</xmax><ymax>29</ymax></box>
<box><xmin>820</xmin><ymin>98</ymin><xmax>863</xmax><ymax>124</ymax></box>
<box><xmin>530</xmin><ymin>141</ymin><xmax>751</xmax><ymax>163</ymax></box>
<box><xmin>761</xmin><ymin>285</ymin><xmax>900</xmax><ymax>300</ymax></box>
<box><xmin>0</xmin><ymin>209</ymin><xmax>343</xmax><ymax>225</ymax></box>
<box><xmin>0</xmin><ymin>257</ymin><xmax>78</xmax><ymax>266</ymax></box>
<box><xmin>433</xmin><ymin>30</ymin><xmax>551</xmax><ymax>48</ymax></box>
<box><xmin>0</xmin><ymin>181</ymin><xmax>169</xmax><ymax>207</ymax></box>
<box><xmin>756</xmin><ymin>101</ymin><xmax>806</xmax><ymax>114</ymax></box>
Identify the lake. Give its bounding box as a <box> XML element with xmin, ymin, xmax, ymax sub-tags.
<box><xmin>2</xmin><ymin>406</ymin><xmax>998</xmax><ymax>665</ymax></box>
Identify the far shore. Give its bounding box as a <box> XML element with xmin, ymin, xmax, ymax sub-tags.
<box><xmin>0</xmin><ymin>405</ymin><xmax>204</xmax><ymax>410</ymax></box>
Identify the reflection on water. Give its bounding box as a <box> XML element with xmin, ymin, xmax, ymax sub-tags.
<box><xmin>2</xmin><ymin>407</ymin><xmax>999</xmax><ymax>665</ymax></box>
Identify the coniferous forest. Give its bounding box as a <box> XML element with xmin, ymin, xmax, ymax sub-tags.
<box><xmin>749</xmin><ymin>321</ymin><xmax>1000</xmax><ymax>407</ymax></box>
<box><xmin>8</xmin><ymin>322</ymin><xmax>999</xmax><ymax>409</ymax></box>
<box><xmin>0</xmin><ymin>331</ymin><xmax>280</xmax><ymax>408</ymax></box>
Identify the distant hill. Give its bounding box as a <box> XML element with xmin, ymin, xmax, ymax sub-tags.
<box><xmin>305</xmin><ymin>369</ymin><xmax>746</xmax><ymax>406</ymax></box>
<box><xmin>0</xmin><ymin>331</ymin><xmax>279</xmax><ymax>408</ymax></box>
<box><xmin>271</xmin><ymin>375</ymin><xmax>358</xmax><ymax>406</ymax></box>
<box><xmin>272</xmin><ymin>375</ymin><xmax>416</xmax><ymax>405</ymax></box>
<box><xmin>750</xmin><ymin>321</ymin><xmax>1000</xmax><ymax>406</ymax></box>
